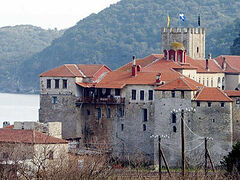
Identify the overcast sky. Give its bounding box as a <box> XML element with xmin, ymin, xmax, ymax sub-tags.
<box><xmin>0</xmin><ymin>0</ymin><xmax>121</xmax><ymax>30</ymax></box>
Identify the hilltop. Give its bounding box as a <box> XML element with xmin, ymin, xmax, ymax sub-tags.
<box><xmin>0</xmin><ymin>25</ymin><xmax>64</xmax><ymax>92</ymax></box>
<box><xmin>8</xmin><ymin>0</ymin><xmax>240</xmax><ymax>92</ymax></box>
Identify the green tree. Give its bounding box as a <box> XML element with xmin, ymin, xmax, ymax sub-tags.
<box><xmin>221</xmin><ymin>142</ymin><xmax>240</xmax><ymax>173</ymax></box>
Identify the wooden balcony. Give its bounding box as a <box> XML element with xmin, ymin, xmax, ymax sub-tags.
<box><xmin>76</xmin><ymin>96</ymin><xmax>125</xmax><ymax>106</ymax></box>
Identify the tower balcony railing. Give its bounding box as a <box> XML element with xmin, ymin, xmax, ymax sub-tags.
<box><xmin>76</xmin><ymin>96</ymin><xmax>125</xmax><ymax>106</ymax></box>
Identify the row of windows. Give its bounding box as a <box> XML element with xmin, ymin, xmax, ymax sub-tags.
<box><xmin>162</xmin><ymin>91</ymin><xmax>185</xmax><ymax>99</ymax></box>
<box><xmin>198</xmin><ymin>77</ymin><xmax>225</xmax><ymax>90</ymax></box>
<box><xmin>47</xmin><ymin>79</ymin><xmax>68</xmax><ymax>89</ymax></box>
<box><xmin>196</xmin><ymin>101</ymin><xmax>225</xmax><ymax>107</ymax></box>
<box><xmin>95</xmin><ymin>107</ymin><xmax>124</xmax><ymax>120</ymax></box>
<box><xmin>132</xmin><ymin>90</ymin><xmax>153</xmax><ymax>101</ymax></box>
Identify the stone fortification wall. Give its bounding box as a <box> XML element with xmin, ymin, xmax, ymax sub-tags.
<box><xmin>39</xmin><ymin>94</ymin><xmax>80</xmax><ymax>139</ymax></box>
<box><xmin>154</xmin><ymin>90</ymin><xmax>232</xmax><ymax>167</ymax></box>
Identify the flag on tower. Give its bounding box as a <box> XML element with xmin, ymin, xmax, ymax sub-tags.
<box><xmin>167</xmin><ymin>15</ymin><xmax>170</xmax><ymax>27</ymax></box>
<box><xmin>179</xmin><ymin>12</ymin><xmax>185</xmax><ymax>21</ymax></box>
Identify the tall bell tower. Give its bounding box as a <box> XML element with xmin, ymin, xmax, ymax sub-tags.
<box><xmin>161</xmin><ymin>27</ymin><xmax>205</xmax><ymax>60</ymax></box>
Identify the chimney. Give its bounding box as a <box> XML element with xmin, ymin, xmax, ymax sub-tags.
<box><xmin>208</xmin><ymin>53</ymin><xmax>212</xmax><ymax>60</ymax></box>
<box><xmin>206</xmin><ymin>59</ymin><xmax>209</xmax><ymax>70</ymax></box>
<box><xmin>156</xmin><ymin>73</ymin><xmax>161</xmax><ymax>85</ymax></box>
<box><xmin>132</xmin><ymin>56</ymin><xmax>137</xmax><ymax>76</ymax></box>
<box><xmin>222</xmin><ymin>57</ymin><xmax>227</xmax><ymax>71</ymax></box>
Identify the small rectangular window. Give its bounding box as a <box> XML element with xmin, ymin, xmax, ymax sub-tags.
<box><xmin>197</xmin><ymin>101</ymin><xmax>200</xmax><ymax>107</ymax></box>
<box><xmin>140</xmin><ymin>90</ymin><xmax>144</xmax><ymax>100</ymax></box>
<box><xmin>149</xmin><ymin>90</ymin><xmax>153</xmax><ymax>100</ymax></box>
<box><xmin>172</xmin><ymin>112</ymin><xmax>176</xmax><ymax>123</ymax></box>
<box><xmin>142</xmin><ymin>109</ymin><xmax>147</xmax><ymax>122</ymax></box>
<box><xmin>53</xmin><ymin>97</ymin><xmax>57</xmax><ymax>104</ymax></box>
<box><xmin>55</xmin><ymin>79</ymin><xmax>59</xmax><ymax>89</ymax></box>
<box><xmin>143</xmin><ymin>124</ymin><xmax>146</xmax><ymax>131</ymax></box>
<box><xmin>181</xmin><ymin>91</ymin><xmax>184</xmax><ymax>99</ymax></box>
<box><xmin>208</xmin><ymin>102</ymin><xmax>212</xmax><ymax>107</ymax></box>
<box><xmin>119</xmin><ymin>108</ymin><xmax>124</xmax><ymax>117</ymax></box>
<box><xmin>132</xmin><ymin>90</ymin><xmax>136</xmax><ymax>100</ymax></box>
<box><xmin>221</xmin><ymin>102</ymin><xmax>225</xmax><ymax>107</ymax></box>
<box><xmin>115</xmin><ymin>89</ymin><xmax>120</xmax><ymax>96</ymax></box>
<box><xmin>63</xmin><ymin>79</ymin><xmax>67</xmax><ymax>89</ymax></box>
<box><xmin>97</xmin><ymin>108</ymin><xmax>101</xmax><ymax>120</ymax></box>
<box><xmin>171</xmin><ymin>91</ymin><xmax>175</xmax><ymax>98</ymax></box>
<box><xmin>121</xmin><ymin>124</ymin><xmax>124</xmax><ymax>131</ymax></box>
<box><xmin>107</xmin><ymin>108</ymin><xmax>111</xmax><ymax>118</ymax></box>
<box><xmin>47</xmin><ymin>79</ymin><xmax>51</xmax><ymax>89</ymax></box>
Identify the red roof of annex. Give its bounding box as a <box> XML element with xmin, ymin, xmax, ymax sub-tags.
<box><xmin>0</xmin><ymin>129</ymin><xmax>68</xmax><ymax>144</ymax></box>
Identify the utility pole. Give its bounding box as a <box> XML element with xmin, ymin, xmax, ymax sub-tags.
<box><xmin>181</xmin><ymin>109</ymin><xmax>185</xmax><ymax>177</ymax></box>
<box><xmin>205</xmin><ymin>138</ymin><xmax>208</xmax><ymax>176</ymax></box>
<box><xmin>158</xmin><ymin>135</ymin><xmax>162</xmax><ymax>180</ymax></box>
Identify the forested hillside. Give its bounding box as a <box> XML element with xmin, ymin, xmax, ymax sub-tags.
<box><xmin>0</xmin><ymin>25</ymin><xmax>64</xmax><ymax>92</ymax></box>
<box><xmin>11</xmin><ymin>0</ymin><xmax>240</xmax><ymax>92</ymax></box>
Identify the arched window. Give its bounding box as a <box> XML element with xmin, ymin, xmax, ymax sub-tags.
<box><xmin>211</xmin><ymin>78</ymin><xmax>213</xmax><ymax>87</ymax></box>
<box><xmin>203</xmin><ymin>78</ymin><xmax>205</xmax><ymax>85</ymax></box>
<box><xmin>197</xmin><ymin>47</ymin><xmax>199</xmax><ymax>53</ymax></box>
<box><xmin>207</xmin><ymin>78</ymin><xmax>209</xmax><ymax>87</ymax></box>
<box><xmin>164</xmin><ymin>50</ymin><xmax>168</xmax><ymax>58</ymax></box>
<box><xmin>217</xmin><ymin>77</ymin><xmax>221</xmax><ymax>88</ymax></box>
<box><xmin>222</xmin><ymin>77</ymin><xmax>225</xmax><ymax>90</ymax></box>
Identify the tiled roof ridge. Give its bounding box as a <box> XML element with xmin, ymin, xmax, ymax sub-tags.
<box><xmin>216</xmin><ymin>56</ymin><xmax>239</xmax><ymax>73</ymax></box>
<box><xmin>195</xmin><ymin>87</ymin><xmax>233</xmax><ymax>102</ymax></box>
<box><xmin>213</xmin><ymin>58</ymin><xmax>223</xmax><ymax>70</ymax></box>
<box><xmin>194</xmin><ymin>86</ymin><xmax>205</xmax><ymax>100</ymax></box>
<box><xmin>93</xmin><ymin>65</ymin><xmax>108</xmax><ymax>77</ymax></box>
<box><xmin>73</xmin><ymin>64</ymin><xmax>85</xmax><ymax>77</ymax></box>
<box><xmin>215</xmin><ymin>88</ymin><xmax>233</xmax><ymax>101</ymax></box>
<box><xmin>144</xmin><ymin>57</ymin><xmax>164</xmax><ymax>69</ymax></box>
<box><xmin>181</xmin><ymin>76</ymin><xmax>196</xmax><ymax>90</ymax></box>
<box><xmin>65</xmin><ymin>64</ymin><xmax>79</xmax><ymax>77</ymax></box>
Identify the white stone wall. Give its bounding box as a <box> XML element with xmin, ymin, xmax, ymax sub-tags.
<box><xmin>196</xmin><ymin>73</ymin><xmax>225</xmax><ymax>88</ymax></box>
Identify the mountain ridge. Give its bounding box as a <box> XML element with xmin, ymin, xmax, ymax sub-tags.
<box><xmin>5</xmin><ymin>0</ymin><xmax>240</xmax><ymax>92</ymax></box>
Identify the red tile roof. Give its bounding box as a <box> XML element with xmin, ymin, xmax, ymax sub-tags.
<box><xmin>186</xmin><ymin>57</ymin><xmax>223</xmax><ymax>73</ymax></box>
<box><xmin>224</xmin><ymin>90</ymin><xmax>240</xmax><ymax>97</ymax></box>
<box><xmin>116</xmin><ymin>54</ymin><xmax>163</xmax><ymax>72</ymax></box>
<box><xmin>77</xmin><ymin>65</ymin><xmax>111</xmax><ymax>78</ymax></box>
<box><xmin>40</xmin><ymin>64</ymin><xmax>111</xmax><ymax>78</ymax></box>
<box><xmin>215</xmin><ymin>55</ymin><xmax>240</xmax><ymax>73</ymax></box>
<box><xmin>0</xmin><ymin>129</ymin><xmax>68</xmax><ymax>144</ymax></box>
<box><xmin>95</xmin><ymin>71</ymin><xmax>180</xmax><ymax>89</ymax></box>
<box><xmin>40</xmin><ymin>64</ymin><xmax>83</xmax><ymax>77</ymax></box>
<box><xmin>155</xmin><ymin>76</ymin><xmax>203</xmax><ymax>91</ymax></box>
<box><xmin>3</xmin><ymin>125</ymin><xmax>14</xmax><ymax>129</ymax></box>
<box><xmin>195</xmin><ymin>87</ymin><xmax>233</xmax><ymax>102</ymax></box>
<box><xmin>76</xmin><ymin>82</ymin><xmax>96</xmax><ymax>88</ymax></box>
